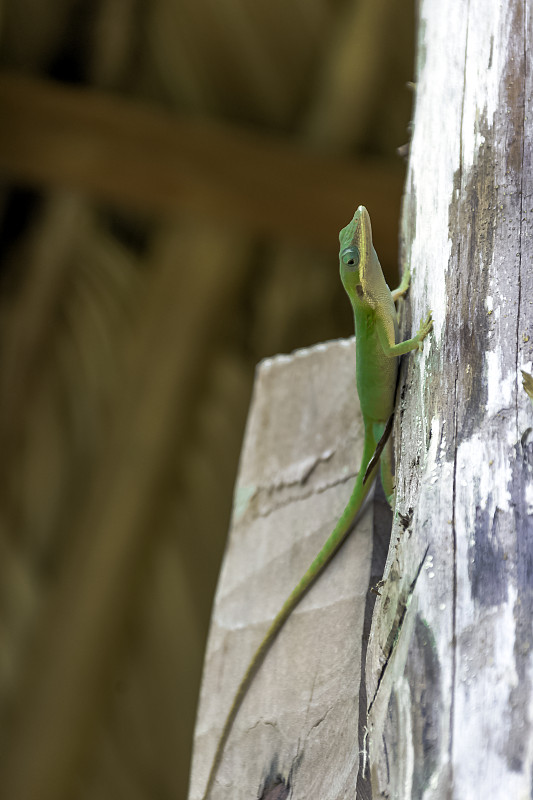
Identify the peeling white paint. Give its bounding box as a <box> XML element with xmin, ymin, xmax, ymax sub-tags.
<box><xmin>453</xmin><ymin>587</ymin><xmax>523</xmax><ymax>799</ymax></box>
<box><xmin>461</xmin><ymin>2</ymin><xmax>503</xmax><ymax>169</ymax></box>
<box><xmin>409</xmin><ymin>2</ymin><xmax>464</xmax><ymax>345</ymax></box>
<box><xmin>525</xmin><ymin>481</ymin><xmax>533</xmax><ymax>516</ymax></box>
<box><xmin>396</xmin><ymin>675</ymin><xmax>415</xmax><ymax>798</ymax></box>
<box><xmin>485</xmin><ymin>348</ymin><xmax>514</xmax><ymax>415</ymax></box>
<box><xmin>457</xmin><ymin>430</ymin><xmax>512</xmax><ymax>513</ymax></box>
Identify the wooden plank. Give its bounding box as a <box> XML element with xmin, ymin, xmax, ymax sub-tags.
<box><xmin>189</xmin><ymin>339</ymin><xmax>378</xmax><ymax>799</ymax></box>
<box><xmin>365</xmin><ymin>1</ymin><xmax>533</xmax><ymax>797</ymax></box>
<box><xmin>0</xmin><ymin>72</ymin><xmax>403</xmax><ymax>259</ymax></box>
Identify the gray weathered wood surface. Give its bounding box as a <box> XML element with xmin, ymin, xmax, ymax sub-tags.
<box><xmin>366</xmin><ymin>1</ymin><xmax>533</xmax><ymax>798</ymax></box>
<box><xmin>189</xmin><ymin>340</ymin><xmax>377</xmax><ymax>799</ymax></box>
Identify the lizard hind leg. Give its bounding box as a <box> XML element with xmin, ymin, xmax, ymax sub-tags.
<box><xmin>373</xmin><ymin>421</ymin><xmax>395</xmax><ymax>508</ymax></box>
<box><xmin>391</xmin><ymin>267</ymin><xmax>411</xmax><ymax>325</ymax></box>
<box><xmin>390</xmin><ymin>267</ymin><xmax>410</xmax><ymax>302</ymax></box>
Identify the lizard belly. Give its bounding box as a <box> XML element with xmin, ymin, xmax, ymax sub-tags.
<box><xmin>355</xmin><ymin>338</ymin><xmax>397</xmax><ymax>423</ymax></box>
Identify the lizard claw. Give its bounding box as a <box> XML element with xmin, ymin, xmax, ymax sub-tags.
<box><xmin>417</xmin><ymin>311</ymin><xmax>433</xmax><ymax>350</ymax></box>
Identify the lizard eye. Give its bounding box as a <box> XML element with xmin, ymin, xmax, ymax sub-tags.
<box><xmin>341</xmin><ymin>246</ymin><xmax>360</xmax><ymax>268</ymax></box>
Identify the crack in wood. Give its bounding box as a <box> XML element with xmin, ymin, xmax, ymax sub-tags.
<box><xmin>249</xmin><ymin>469</ymin><xmax>359</xmax><ymax>520</ymax></box>
<box><xmin>366</xmin><ymin>546</ymin><xmax>430</xmax><ymax>719</ymax></box>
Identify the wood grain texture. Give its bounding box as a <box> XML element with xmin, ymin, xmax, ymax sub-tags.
<box><xmin>365</xmin><ymin>1</ymin><xmax>533</xmax><ymax>797</ymax></box>
<box><xmin>189</xmin><ymin>340</ymin><xmax>376</xmax><ymax>799</ymax></box>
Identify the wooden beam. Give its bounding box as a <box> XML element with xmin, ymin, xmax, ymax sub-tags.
<box><xmin>0</xmin><ymin>72</ymin><xmax>403</xmax><ymax>260</ymax></box>
<box><xmin>366</xmin><ymin>1</ymin><xmax>533</xmax><ymax>797</ymax></box>
<box><xmin>189</xmin><ymin>339</ymin><xmax>377</xmax><ymax>799</ymax></box>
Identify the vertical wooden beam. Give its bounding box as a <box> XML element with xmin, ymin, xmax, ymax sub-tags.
<box><xmin>366</xmin><ymin>2</ymin><xmax>533</xmax><ymax>797</ymax></box>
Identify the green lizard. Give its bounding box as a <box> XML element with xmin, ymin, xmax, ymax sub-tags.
<box><xmin>201</xmin><ymin>205</ymin><xmax>432</xmax><ymax>799</ymax></box>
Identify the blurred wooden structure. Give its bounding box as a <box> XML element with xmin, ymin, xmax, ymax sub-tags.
<box><xmin>0</xmin><ymin>1</ymin><xmax>415</xmax><ymax>798</ymax></box>
<box><xmin>189</xmin><ymin>340</ymin><xmax>387</xmax><ymax>800</ymax></box>
<box><xmin>0</xmin><ymin>73</ymin><xmax>403</xmax><ymax>258</ymax></box>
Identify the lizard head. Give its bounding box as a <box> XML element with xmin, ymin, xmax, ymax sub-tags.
<box><xmin>338</xmin><ymin>205</ymin><xmax>372</xmax><ymax>301</ymax></box>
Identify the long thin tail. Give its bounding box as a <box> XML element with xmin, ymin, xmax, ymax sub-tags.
<box><xmin>201</xmin><ymin>429</ymin><xmax>378</xmax><ymax>799</ymax></box>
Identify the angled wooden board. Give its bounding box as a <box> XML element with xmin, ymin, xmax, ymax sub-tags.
<box><xmin>189</xmin><ymin>339</ymin><xmax>376</xmax><ymax>800</ymax></box>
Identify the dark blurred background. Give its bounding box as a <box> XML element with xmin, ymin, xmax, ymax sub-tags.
<box><xmin>0</xmin><ymin>1</ymin><xmax>415</xmax><ymax>798</ymax></box>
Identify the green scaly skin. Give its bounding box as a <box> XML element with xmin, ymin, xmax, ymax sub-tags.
<box><xmin>201</xmin><ymin>206</ymin><xmax>432</xmax><ymax>799</ymax></box>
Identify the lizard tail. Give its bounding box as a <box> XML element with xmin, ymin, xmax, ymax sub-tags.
<box><xmin>201</xmin><ymin>427</ymin><xmax>378</xmax><ymax>799</ymax></box>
